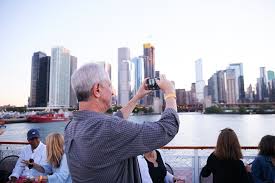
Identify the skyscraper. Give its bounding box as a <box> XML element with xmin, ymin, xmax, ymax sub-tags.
<box><xmin>267</xmin><ymin>70</ymin><xmax>275</xmax><ymax>81</ymax></box>
<box><xmin>131</xmin><ymin>57</ymin><xmax>144</xmax><ymax>96</ymax></box>
<box><xmin>29</xmin><ymin>51</ymin><xmax>50</xmax><ymax>107</ymax></box>
<box><xmin>259</xmin><ymin>67</ymin><xmax>268</xmax><ymax>101</ymax></box>
<box><xmin>208</xmin><ymin>73</ymin><xmax>218</xmax><ymax>103</ymax></box>
<box><xmin>49</xmin><ymin>47</ymin><xmax>71</xmax><ymax>107</ymax></box>
<box><xmin>118</xmin><ymin>47</ymin><xmax>131</xmax><ymax>106</ymax></box>
<box><xmin>70</xmin><ymin>56</ymin><xmax>78</xmax><ymax>108</ymax></box>
<box><xmin>195</xmin><ymin>59</ymin><xmax>205</xmax><ymax>103</ymax></box>
<box><xmin>226</xmin><ymin>69</ymin><xmax>236</xmax><ymax>104</ymax></box>
<box><xmin>216</xmin><ymin>70</ymin><xmax>226</xmax><ymax>103</ymax></box>
<box><xmin>228</xmin><ymin>63</ymin><xmax>245</xmax><ymax>102</ymax></box>
<box><xmin>143</xmin><ymin>43</ymin><xmax>155</xmax><ymax>78</ymax></box>
<box><xmin>143</xmin><ymin>43</ymin><xmax>155</xmax><ymax>106</ymax></box>
<box><xmin>96</xmin><ymin>61</ymin><xmax>112</xmax><ymax>81</ymax></box>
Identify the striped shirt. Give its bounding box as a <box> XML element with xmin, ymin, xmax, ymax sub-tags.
<box><xmin>64</xmin><ymin>108</ymin><xmax>180</xmax><ymax>183</ymax></box>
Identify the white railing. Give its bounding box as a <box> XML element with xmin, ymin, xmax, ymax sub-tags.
<box><xmin>0</xmin><ymin>142</ymin><xmax>258</xmax><ymax>183</ymax></box>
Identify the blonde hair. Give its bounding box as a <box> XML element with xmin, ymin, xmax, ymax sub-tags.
<box><xmin>214</xmin><ymin>128</ymin><xmax>243</xmax><ymax>160</ymax></box>
<box><xmin>46</xmin><ymin>133</ymin><xmax>64</xmax><ymax>168</ymax></box>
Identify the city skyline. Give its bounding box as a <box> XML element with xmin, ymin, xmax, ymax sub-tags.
<box><xmin>1</xmin><ymin>0</ymin><xmax>275</xmax><ymax>106</ymax></box>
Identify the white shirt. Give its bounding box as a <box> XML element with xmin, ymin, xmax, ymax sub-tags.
<box><xmin>10</xmin><ymin>141</ymin><xmax>47</xmax><ymax>178</ymax></box>
<box><xmin>137</xmin><ymin>150</ymin><xmax>174</xmax><ymax>183</ymax></box>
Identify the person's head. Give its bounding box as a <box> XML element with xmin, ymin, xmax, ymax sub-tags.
<box><xmin>258</xmin><ymin>135</ymin><xmax>275</xmax><ymax>157</ymax></box>
<box><xmin>71</xmin><ymin>63</ymin><xmax>114</xmax><ymax>112</ymax></box>
<box><xmin>46</xmin><ymin>133</ymin><xmax>64</xmax><ymax>168</ymax></box>
<box><xmin>214</xmin><ymin>128</ymin><xmax>243</xmax><ymax>160</ymax></box>
<box><xmin>27</xmin><ymin>129</ymin><xmax>41</xmax><ymax>149</ymax></box>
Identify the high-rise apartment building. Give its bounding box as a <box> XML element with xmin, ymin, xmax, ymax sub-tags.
<box><xmin>143</xmin><ymin>43</ymin><xmax>155</xmax><ymax>78</ymax></box>
<box><xmin>118</xmin><ymin>47</ymin><xmax>131</xmax><ymax>106</ymax></box>
<box><xmin>70</xmin><ymin>56</ymin><xmax>78</xmax><ymax>108</ymax></box>
<box><xmin>195</xmin><ymin>59</ymin><xmax>205</xmax><ymax>103</ymax></box>
<box><xmin>226</xmin><ymin>69</ymin><xmax>236</xmax><ymax>104</ymax></box>
<box><xmin>208</xmin><ymin>73</ymin><xmax>218</xmax><ymax>103</ymax></box>
<box><xmin>216</xmin><ymin>70</ymin><xmax>226</xmax><ymax>103</ymax></box>
<box><xmin>228</xmin><ymin>63</ymin><xmax>245</xmax><ymax>102</ymax></box>
<box><xmin>131</xmin><ymin>57</ymin><xmax>144</xmax><ymax>96</ymax></box>
<box><xmin>176</xmin><ymin>89</ymin><xmax>186</xmax><ymax>105</ymax></box>
<box><xmin>96</xmin><ymin>61</ymin><xmax>112</xmax><ymax>81</ymax></box>
<box><xmin>49</xmin><ymin>47</ymin><xmax>72</xmax><ymax>107</ymax></box>
<box><xmin>29</xmin><ymin>52</ymin><xmax>50</xmax><ymax>107</ymax></box>
<box><xmin>143</xmin><ymin>43</ymin><xmax>155</xmax><ymax>106</ymax></box>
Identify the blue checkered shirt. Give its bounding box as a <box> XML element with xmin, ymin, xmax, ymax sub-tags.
<box><xmin>64</xmin><ymin>108</ymin><xmax>180</xmax><ymax>183</ymax></box>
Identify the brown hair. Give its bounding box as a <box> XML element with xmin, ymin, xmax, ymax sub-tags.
<box><xmin>46</xmin><ymin>133</ymin><xmax>64</xmax><ymax>168</ymax></box>
<box><xmin>258</xmin><ymin>135</ymin><xmax>275</xmax><ymax>157</ymax></box>
<box><xmin>214</xmin><ymin>128</ymin><xmax>243</xmax><ymax>160</ymax></box>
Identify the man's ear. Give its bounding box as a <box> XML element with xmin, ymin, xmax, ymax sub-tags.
<box><xmin>92</xmin><ymin>83</ymin><xmax>101</xmax><ymax>98</ymax></box>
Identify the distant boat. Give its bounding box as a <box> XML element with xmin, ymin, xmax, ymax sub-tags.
<box><xmin>27</xmin><ymin>113</ymin><xmax>69</xmax><ymax>123</ymax></box>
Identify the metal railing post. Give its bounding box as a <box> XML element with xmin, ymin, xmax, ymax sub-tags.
<box><xmin>194</xmin><ymin>149</ymin><xmax>199</xmax><ymax>183</ymax></box>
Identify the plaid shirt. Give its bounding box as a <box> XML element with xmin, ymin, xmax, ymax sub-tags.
<box><xmin>64</xmin><ymin>108</ymin><xmax>180</xmax><ymax>183</ymax></box>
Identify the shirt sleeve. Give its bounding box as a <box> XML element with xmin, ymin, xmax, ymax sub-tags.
<box><xmin>201</xmin><ymin>153</ymin><xmax>214</xmax><ymax>177</ymax></box>
<box><xmin>42</xmin><ymin>163</ymin><xmax>53</xmax><ymax>174</ymax></box>
<box><xmin>251</xmin><ymin>157</ymin><xmax>264</xmax><ymax>183</ymax></box>
<box><xmin>137</xmin><ymin>155</ymin><xmax>153</xmax><ymax>183</ymax></box>
<box><xmin>10</xmin><ymin>149</ymin><xmax>26</xmax><ymax>179</ymax></box>
<box><xmin>47</xmin><ymin>155</ymin><xmax>71</xmax><ymax>183</ymax></box>
<box><xmin>107</xmin><ymin>108</ymin><xmax>180</xmax><ymax>161</ymax></box>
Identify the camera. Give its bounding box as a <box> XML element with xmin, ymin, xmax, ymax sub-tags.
<box><xmin>146</xmin><ymin>78</ymin><xmax>160</xmax><ymax>90</ymax></box>
<box><xmin>28</xmin><ymin>158</ymin><xmax>34</xmax><ymax>169</ymax></box>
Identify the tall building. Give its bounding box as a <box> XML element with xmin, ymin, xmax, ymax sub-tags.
<box><xmin>49</xmin><ymin>47</ymin><xmax>71</xmax><ymax>107</ymax></box>
<box><xmin>118</xmin><ymin>47</ymin><xmax>131</xmax><ymax>106</ymax></box>
<box><xmin>143</xmin><ymin>43</ymin><xmax>155</xmax><ymax>78</ymax></box>
<box><xmin>228</xmin><ymin>63</ymin><xmax>245</xmax><ymax>102</ymax></box>
<box><xmin>195</xmin><ymin>59</ymin><xmax>205</xmax><ymax>103</ymax></box>
<box><xmin>96</xmin><ymin>61</ymin><xmax>112</xmax><ymax>81</ymax></box>
<box><xmin>216</xmin><ymin>70</ymin><xmax>226</xmax><ymax>103</ymax></box>
<box><xmin>267</xmin><ymin>70</ymin><xmax>275</xmax><ymax>81</ymax></box>
<box><xmin>70</xmin><ymin>56</ymin><xmax>78</xmax><ymax>108</ymax></box>
<box><xmin>131</xmin><ymin>57</ymin><xmax>144</xmax><ymax>95</ymax></box>
<box><xmin>29</xmin><ymin>52</ymin><xmax>50</xmax><ymax>107</ymax></box>
<box><xmin>176</xmin><ymin>89</ymin><xmax>186</xmax><ymax>105</ymax></box>
<box><xmin>143</xmin><ymin>43</ymin><xmax>155</xmax><ymax>106</ymax></box>
<box><xmin>259</xmin><ymin>67</ymin><xmax>268</xmax><ymax>101</ymax></box>
<box><xmin>208</xmin><ymin>73</ymin><xmax>218</xmax><ymax>103</ymax></box>
<box><xmin>226</xmin><ymin>69</ymin><xmax>236</xmax><ymax>104</ymax></box>
<box><xmin>246</xmin><ymin>84</ymin><xmax>254</xmax><ymax>102</ymax></box>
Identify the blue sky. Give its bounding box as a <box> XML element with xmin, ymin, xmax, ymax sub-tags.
<box><xmin>1</xmin><ymin>0</ymin><xmax>275</xmax><ymax>106</ymax></box>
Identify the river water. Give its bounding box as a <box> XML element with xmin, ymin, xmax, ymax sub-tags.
<box><xmin>1</xmin><ymin>113</ymin><xmax>274</xmax><ymax>146</ymax></box>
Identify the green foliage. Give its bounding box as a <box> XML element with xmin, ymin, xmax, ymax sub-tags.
<box><xmin>205</xmin><ymin>106</ymin><xmax>222</xmax><ymax>114</ymax></box>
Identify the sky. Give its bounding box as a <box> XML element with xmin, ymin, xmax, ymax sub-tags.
<box><xmin>0</xmin><ymin>0</ymin><xmax>275</xmax><ymax>106</ymax></box>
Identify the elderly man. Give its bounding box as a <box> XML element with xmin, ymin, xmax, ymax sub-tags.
<box><xmin>9</xmin><ymin>129</ymin><xmax>47</xmax><ymax>182</ymax></box>
<box><xmin>64</xmin><ymin>63</ymin><xmax>179</xmax><ymax>183</ymax></box>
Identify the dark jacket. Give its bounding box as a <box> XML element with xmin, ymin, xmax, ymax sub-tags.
<box><xmin>201</xmin><ymin>152</ymin><xmax>253</xmax><ymax>183</ymax></box>
<box><xmin>251</xmin><ymin>155</ymin><xmax>275</xmax><ymax>183</ymax></box>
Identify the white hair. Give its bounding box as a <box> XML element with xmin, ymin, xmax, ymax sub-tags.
<box><xmin>71</xmin><ymin>63</ymin><xmax>109</xmax><ymax>101</ymax></box>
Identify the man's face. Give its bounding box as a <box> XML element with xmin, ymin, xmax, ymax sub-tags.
<box><xmin>99</xmin><ymin>79</ymin><xmax>114</xmax><ymax>110</ymax></box>
<box><xmin>28</xmin><ymin>137</ymin><xmax>40</xmax><ymax>149</ymax></box>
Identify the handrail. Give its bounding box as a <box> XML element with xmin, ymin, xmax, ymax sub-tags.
<box><xmin>0</xmin><ymin>141</ymin><xmax>29</xmax><ymax>145</ymax></box>
<box><xmin>162</xmin><ymin>146</ymin><xmax>258</xmax><ymax>149</ymax></box>
<box><xmin>0</xmin><ymin>141</ymin><xmax>258</xmax><ymax>149</ymax></box>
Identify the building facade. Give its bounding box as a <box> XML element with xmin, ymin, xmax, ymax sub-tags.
<box><xmin>49</xmin><ymin>47</ymin><xmax>71</xmax><ymax>107</ymax></box>
<box><xmin>29</xmin><ymin>52</ymin><xmax>50</xmax><ymax>107</ymax></box>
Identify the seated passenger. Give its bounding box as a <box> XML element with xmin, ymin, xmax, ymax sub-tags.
<box><xmin>201</xmin><ymin>128</ymin><xmax>253</xmax><ymax>183</ymax></box>
<box><xmin>251</xmin><ymin>135</ymin><xmax>275</xmax><ymax>183</ymax></box>
<box><xmin>31</xmin><ymin>133</ymin><xmax>72</xmax><ymax>183</ymax></box>
<box><xmin>138</xmin><ymin>150</ymin><xmax>185</xmax><ymax>183</ymax></box>
<box><xmin>9</xmin><ymin>129</ymin><xmax>47</xmax><ymax>183</ymax></box>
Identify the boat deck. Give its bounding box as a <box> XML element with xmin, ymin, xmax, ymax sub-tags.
<box><xmin>0</xmin><ymin>142</ymin><xmax>258</xmax><ymax>183</ymax></box>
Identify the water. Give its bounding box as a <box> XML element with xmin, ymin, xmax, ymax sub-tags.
<box><xmin>1</xmin><ymin>113</ymin><xmax>275</xmax><ymax>146</ymax></box>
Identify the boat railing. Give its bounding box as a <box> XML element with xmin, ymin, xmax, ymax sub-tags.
<box><xmin>0</xmin><ymin>142</ymin><xmax>258</xmax><ymax>183</ymax></box>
